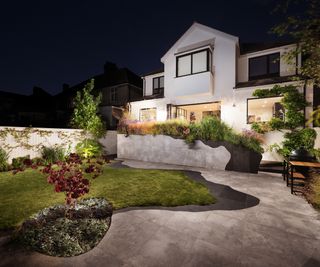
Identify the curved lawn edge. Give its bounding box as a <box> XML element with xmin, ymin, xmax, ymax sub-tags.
<box><xmin>112</xmin><ymin>162</ymin><xmax>260</xmax><ymax>213</ymax></box>
<box><xmin>0</xmin><ymin>164</ymin><xmax>215</xmax><ymax>231</ymax></box>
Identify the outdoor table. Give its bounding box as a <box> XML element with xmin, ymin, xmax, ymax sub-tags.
<box><xmin>287</xmin><ymin>161</ymin><xmax>320</xmax><ymax>194</ymax></box>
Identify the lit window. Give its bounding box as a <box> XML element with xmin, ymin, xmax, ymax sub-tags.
<box><xmin>140</xmin><ymin>108</ymin><xmax>157</xmax><ymax>121</ymax></box>
<box><xmin>176</xmin><ymin>49</ymin><xmax>211</xmax><ymax>77</ymax></box>
<box><xmin>247</xmin><ymin>96</ymin><xmax>284</xmax><ymax>124</ymax></box>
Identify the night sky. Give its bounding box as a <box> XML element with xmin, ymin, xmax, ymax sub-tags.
<box><xmin>0</xmin><ymin>0</ymin><xmax>291</xmax><ymax>95</ymax></box>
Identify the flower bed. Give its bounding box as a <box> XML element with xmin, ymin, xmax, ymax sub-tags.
<box><xmin>15</xmin><ymin>198</ymin><xmax>112</xmax><ymax>257</ymax></box>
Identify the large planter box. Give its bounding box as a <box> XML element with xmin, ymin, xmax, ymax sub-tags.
<box><xmin>117</xmin><ymin>134</ymin><xmax>262</xmax><ymax>173</ymax></box>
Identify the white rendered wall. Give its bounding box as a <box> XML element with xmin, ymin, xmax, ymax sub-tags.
<box><xmin>0</xmin><ymin>127</ymin><xmax>117</xmax><ymax>162</ymax></box>
<box><xmin>163</xmin><ymin>26</ymin><xmax>237</xmax><ymax>104</ymax></box>
<box><xmin>130</xmin><ymin>98</ymin><xmax>169</xmax><ymax>121</ymax></box>
<box><xmin>237</xmin><ymin>44</ymin><xmax>298</xmax><ymax>83</ymax></box>
<box><xmin>143</xmin><ymin>72</ymin><xmax>164</xmax><ymax>96</ymax></box>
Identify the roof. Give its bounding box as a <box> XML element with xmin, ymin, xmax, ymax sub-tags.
<box><xmin>161</xmin><ymin>22</ymin><xmax>239</xmax><ymax>62</ymax></box>
<box><xmin>240</xmin><ymin>41</ymin><xmax>295</xmax><ymax>55</ymax></box>
<box><xmin>56</xmin><ymin>65</ymin><xmax>143</xmax><ymax>97</ymax></box>
<box><xmin>143</xmin><ymin>67</ymin><xmax>164</xmax><ymax>77</ymax></box>
<box><xmin>235</xmin><ymin>75</ymin><xmax>301</xmax><ymax>89</ymax></box>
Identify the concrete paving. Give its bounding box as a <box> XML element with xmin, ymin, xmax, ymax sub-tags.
<box><xmin>1</xmin><ymin>160</ymin><xmax>320</xmax><ymax>267</ymax></box>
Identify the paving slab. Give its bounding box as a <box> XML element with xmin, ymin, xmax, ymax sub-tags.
<box><xmin>1</xmin><ymin>159</ymin><xmax>320</xmax><ymax>267</ymax></box>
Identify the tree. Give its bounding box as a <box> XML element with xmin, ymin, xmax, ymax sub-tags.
<box><xmin>70</xmin><ymin>79</ymin><xmax>105</xmax><ymax>138</ymax></box>
<box><xmin>272</xmin><ymin>0</ymin><xmax>320</xmax><ymax>85</ymax></box>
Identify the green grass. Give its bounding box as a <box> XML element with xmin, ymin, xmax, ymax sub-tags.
<box><xmin>0</xmin><ymin>166</ymin><xmax>215</xmax><ymax>230</ymax></box>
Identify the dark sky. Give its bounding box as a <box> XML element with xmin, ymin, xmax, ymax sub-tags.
<box><xmin>0</xmin><ymin>0</ymin><xmax>289</xmax><ymax>95</ymax></box>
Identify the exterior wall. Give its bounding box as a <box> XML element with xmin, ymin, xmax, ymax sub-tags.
<box><xmin>130</xmin><ymin>98</ymin><xmax>169</xmax><ymax>121</ymax></box>
<box><xmin>143</xmin><ymin>72</ymin><xmax>164</xmax><ymax>96</ymax></box>
<box><xmin>228</xmin><ymin>81</ymin><xmax>305</xmax><ymax>132</ymax></box>
<box><xmin>172</xmin><ymin>71</ymin><xmax>214</xmax><ymax>97</ymax></box>
<box><xmin>163</xmin><ymin>28</ymin><xmax>237</xmax><ymax>103</ymax></box>
<box><xmin>131</xmin><ymin>25</ymin><xmax>238</xmax><ymax>122</ymax></box>
<box><xmin>101</xmin><ymin>84</ymin><xmax>129</xmax><ymax>106</ymax></box>
<box><xmin>117</xmin><ymin>134</ymin><xmax>231</xmax><ymax>170</ymax></box>
<box><xmin>237</xmin><ymin>44</ymin><xmax>298</xmax><ymax>83</ymax></box>
<box><xmin>0</xmin><ymin>127</ymin><xmax>117</xmax><ymax>162</ymax></box>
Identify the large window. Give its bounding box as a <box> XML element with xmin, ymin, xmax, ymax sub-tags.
<box><xmin>140</xmin><ymin>108</ymin><xmax>157</xmax><ymax>121</ymax></box>
<box><xmin>176</xmin><ymin>49</ymin><xmax>212</xmax><ymax>77</ymax></box>
<box><xmin>249</xmin><ymin>53</ymin><xmax>280</xmax><ymax>80</ymax></box>
<box><xmin>247</xmin><ymin>96</ymin><xmax>284</xmax><ymax>124</ymax></box>
<box><xmin>153</xmin><ymin>76</ymin><xmax>164</xmax><ymax>95</ymax></box>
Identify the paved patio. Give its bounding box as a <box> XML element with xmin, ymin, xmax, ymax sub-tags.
<box><xmin>1</xmin><ymin>160</ymin><xmax>320</xmax><ymax>267</ymax></box>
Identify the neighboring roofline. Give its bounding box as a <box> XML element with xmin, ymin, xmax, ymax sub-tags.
<box><xmin>142</xmin><ymin>68</ymin><xmax>164</xmax><ymax>77</ymax></box>
<box><xmin>161</xmin><ymin>22</ymin><xmax>239</xmax><ymax>62</ymax></box>
<box><xmin>0</xmin><ymin>90</ymin><xmax>28</xmax><ymax>97</ymax></box>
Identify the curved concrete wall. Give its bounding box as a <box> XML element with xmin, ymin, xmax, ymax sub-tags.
<box><xmin>117</xmin><ymin>134</ymin><xmax>231</xmax><ymax>170</ymax></box>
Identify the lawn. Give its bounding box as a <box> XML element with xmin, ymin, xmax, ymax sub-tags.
<box><xmin>0</xmin><ymin>166</ymin><xmax>215</xmax><ymax>230</ymax></box>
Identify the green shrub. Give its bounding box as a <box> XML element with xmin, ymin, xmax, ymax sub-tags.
<box><xmin>153</xmin><ymin>120</ymin><xmax>189</xmax><ymax>137</ymax></box>
<box><xmin>12</xmin><ymin>155</ymin><xmax>30</xmax><ymax>169</ymax></box>
<box><xmin>251</xmin><ymin>122</ymin><xmax>272</xmax><ymax>134</ymax></box>
<box><xmin>76</xmin><ymin>139</ymin><xmax>103</xmax><ymax>159</ymax></box>
<box><xmin>118</xmin><ymin>116</ymin><xmax>264</xmax><ymax>154</ymax></box>
<box><xmin>268</xmin><ymin>118</ymin><xmax>285</xmax><ymax>131</ymax></box>
<box><xmin>41</xmin><ymin>146</ymin><xmax>66</xmax><ymax>164</ymax></box>
<box><xmin>280</xmin><ymin>128</ymin><xmax>317</xmax><ymax>157</ymax></box>
<box><xmin>0</xmin><ymin>148</ymin><xmax>9</xmax><ymax>172</ymax></box>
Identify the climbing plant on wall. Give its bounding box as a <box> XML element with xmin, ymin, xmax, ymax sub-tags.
<box><xmin>0</xmin><ymin>127</ymin><xmax>84</xmax><ymax>157</ymax></box>
<box><xmin>251</xmin><ymin>84</ymin><xmax>317</xmax><ymax>156</ymax></box>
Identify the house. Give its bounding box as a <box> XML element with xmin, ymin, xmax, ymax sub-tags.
<box><xmin>0</xmin><ymin>87</ymin><xmax>55</xmax><ymax>127</ymax></box>
<box><xmin>129</xmin><ymin>22</ymin><xmax>316</xmax><ymax>132</ymax></box>
<box><xmin>54</xmin><ymin>62</ymin><xmax>143</xmax><ymax>129</ymax></box>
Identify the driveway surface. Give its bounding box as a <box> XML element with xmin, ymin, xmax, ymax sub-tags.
<box><xmin>1</xmin><ymin>160</ymin><xmax>320</xmax><ymax>267</ymax></box>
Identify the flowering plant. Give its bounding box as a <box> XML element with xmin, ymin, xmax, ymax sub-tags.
<box><xmin>42</xmin><ymin>154</ymin><xmax>102</xmax><ymax>210</ymax></box>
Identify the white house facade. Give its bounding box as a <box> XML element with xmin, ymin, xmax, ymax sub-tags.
<box><xmin>129</xmin><ymin>22</ymin><xmax>316</xmax><ymax>133</ymax></box>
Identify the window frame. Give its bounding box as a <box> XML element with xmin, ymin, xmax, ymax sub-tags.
<box><xmin>176</xmin><ymin>48</ymin><xmax>212</xmax><ymax>78</ymax></box>
<box><xmin>152</xmin><ymin>76</ymin><xmax>164</xmax><ymax>95</ymax></box>
<box><xmin>248</xmin><ymin>52</ymin><xmax>280</xmax><ymax>80</ymax></box>
<box><xmin>139</xmin><ymin>107</ymin><xmax>157</xmax><ymax>121</ymax></box>
<box><xmin>246</xmin><ymin>96</ymin><xmax>284</xmax><ymax>124</ymax></box>
<box><xmin>110</xmin><ymin>87</ymin><xmax>117</xmax><ymax>102</ymax></box>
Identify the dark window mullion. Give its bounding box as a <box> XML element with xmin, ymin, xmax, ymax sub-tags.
<box><xmin>207</xmin><ymin>49</ymin><xmax>209</xmax><ymax>72</ymax></box>
<box><xmin>191</xmin><ymin>54</ymin><xmax>193</xmax><ymax>74</ymax></box>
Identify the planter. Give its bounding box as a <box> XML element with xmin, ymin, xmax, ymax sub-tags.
<box><xmin>203</xmin><ymin>141</ymin><xmax>262</xmax><ymax>173</ymax></box>
<box><xmin>16</xmin><ymin>198</ymin><xmax>113</xmax><ymax>257</ymax></box>
<box><xmin>117</xmin><ymin>134</ymin><xmax>262</xmax><ymax>173</ymax></box>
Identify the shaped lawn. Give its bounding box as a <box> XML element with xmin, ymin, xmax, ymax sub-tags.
<box><xmin>0</xmin><ymin>166</ymin><xmax>215</xmax><ymax>230</ymax></box>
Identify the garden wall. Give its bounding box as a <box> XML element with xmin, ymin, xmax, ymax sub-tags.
<box><xmin>117</xmin><ymin>134</ymin><xmax>231</xmax><ymax>170</ymax></box>
<box><xmin>0</xmin><ymin>127</ymin><xmax>117</xmax><ymax>162</ymax></box>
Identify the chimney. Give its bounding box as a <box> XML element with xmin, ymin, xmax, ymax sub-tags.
<box><xmin>104</xmin><ymin>61</ymin><xmax>118</xmax><ymax>74</ymax></box>
<box><xmin>62</xmin><ymin>83</ymin><xmax>70</xmax><ymax>92</ymax></box>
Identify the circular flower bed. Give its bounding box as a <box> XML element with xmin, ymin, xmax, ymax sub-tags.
<box><xmin>17</xmin><ymin>198</ymin><xmax>112</xmax><ymax>257</ymax></box>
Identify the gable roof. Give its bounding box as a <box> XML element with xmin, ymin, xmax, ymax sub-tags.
<box><xmin>55</xmin><ymin>65</ymin><xmax>142</xmax><ymax>98</ymax></box>
<box><xmin>161</xmin><ymin>22</ymin><xmax>239</xmax><ymax>62</ymax></box>
<box><xmin>142</xmin><ymin>67</ymin><xmax>164</xmax><ymax>77</ymax></box>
